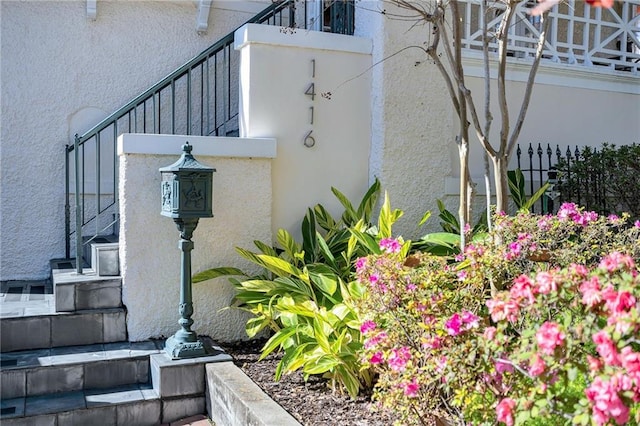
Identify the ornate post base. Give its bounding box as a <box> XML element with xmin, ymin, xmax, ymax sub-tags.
<box><xmin>165</xmin><ymin>335</ymin><xmax>207</xmax><ymax>359</ymax></box>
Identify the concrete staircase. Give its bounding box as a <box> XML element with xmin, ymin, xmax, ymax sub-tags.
<box><xmin>0</xmin><ymin>256</ymin><xmax>231</xmax><ymax>426</ymax></box>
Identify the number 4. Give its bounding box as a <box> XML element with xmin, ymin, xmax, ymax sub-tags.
<box><xmin>305</xmin><ymin>83</ymin><xmax>315</xmax><ymax>101</ymax></box>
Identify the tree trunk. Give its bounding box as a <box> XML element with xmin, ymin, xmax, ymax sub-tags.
<box><xmin>492</xmin><ymin>155</ymin><xmax>510</xmax><ymax>214</ymax></box>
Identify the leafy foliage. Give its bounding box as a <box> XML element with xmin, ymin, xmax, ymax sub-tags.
<box><xmin>196</xmin><ymin>179</ymin><xmax>410</xmax><ymax>397</ymax></box>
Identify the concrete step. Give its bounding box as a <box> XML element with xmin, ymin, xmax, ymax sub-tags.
<box><xmin>0</xmin><ymin>341</ymin><xmax>162</xmax><ymax>399</ymax></box>
<box><xmin>0</xmin><ymin>383</ymin><xmax>162</xmax><ymax>426</ymax></box>
<box><xmin>0</xmin><ymin>340</ymin><xmax>232</xmax><ymax>426</ymax></box>
<box><xmin>51</xmin><ymin>266</ymin><xmax>122</xmax><ymax>312</ymax></box>
<box><xmin>0</xmin><ymin>308</ymin><xmax>127</xmax><ymax>352</ymax></box>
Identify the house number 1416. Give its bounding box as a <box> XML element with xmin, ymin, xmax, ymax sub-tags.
<box><xmin>303</xmin><ymin>59</ymin><xmax>316</xmax><ymax>147</ymax></box>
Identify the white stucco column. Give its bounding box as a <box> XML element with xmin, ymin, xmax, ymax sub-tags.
<box><xmin>118</xmin><ymin>133</ymin><xmax>275</xmax><ymax>342</ymax></box>
<box><xmin>235</xmin><ymin>24</ymin><xmax>373</xmax><ymax>240</ymax></box>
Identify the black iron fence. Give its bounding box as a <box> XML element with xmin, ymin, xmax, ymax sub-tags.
<box><xmin>515</xmin><ymin>142</ymin><xmax>640</xmax><ymax>218</ymax></box>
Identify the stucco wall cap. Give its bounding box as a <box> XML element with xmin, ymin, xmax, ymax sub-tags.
<box><xmin>118</xmin><ymin>133</ymin><xmax>277</xmax><ymax>158</ymax></box>
<box><xmin>234</xmin><ymin>23</ymin><xmax>372</xmax><ymax>54</ymax></box>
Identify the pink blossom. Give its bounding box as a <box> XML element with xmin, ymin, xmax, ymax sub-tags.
<box><xmin>388</xmin><ymin>346</ymin><xmax>412</xmax><ymax>372</ymax></box>
<box><xmin>588</xmin><ymin>355</ymin><xmax>603</xmax><ymax>373</ymax></box>
<box><xmin>487</xmin><ymin>296</ymin><xmax>520</xmax><ymax>323</ymax></box>
<box><xmin>355</xmin><ymin>257</ymin><xmax>367</xmax><ymax>272</ymax></box>
<box><xmin>593</xmin><ymin>330</ymin><xmax>620</xmax><ymax>367</ymax></box>
<box><xmin>360</xmin><ymin>320</ymin><xmax>377</xmax><ymax>334</ymax></box>
<box><xmin>445</xmin><ymin>313</ymin><xmax>463</xmax><ymax>336</ymax></box>
<box><xmin>422</xmin><ymin>335</ymin><xmax>443</xmax><ymax>350</ymax></box>
<box><xmin>534</xmin><ymin>271</ymin><xmax>558</xmax><ymax>295</ymax></box>
<box><xmin>403</xmin><ymin>378</ymin><xmax>420</xmax><ymax>397</ymax></box>
<box><xmin>557</xmin><ymin>202</ymin><xmax>579</xmax><ymax>221</ymax></box>
<box><xmin>599</xmin><ymin>252</ymin><xmax>636</xmax><ymax>273</ymax></box>
<box><xmin>484</xmin><ymin>326</ymin><xmax>497</xmax><ymax>341</ymax></box>
<box><xmin>364</xmin><ymin>331</ymin><xmax>388</xmax><ymax>350</ymax></box>
<box><xmin>528</xmin><ymin>354</ymin><xmax>546</xmax><ymax>377</ymax></box>
<box><xmin>585</xmin><ymin>377</ymin><xmax>630</xmax><ymax>425</ymax></box>
<box><xmin>602</xmin><ymin>286</ymin><xmax>636</xmax><ymax>314</ymax></box>
<box><xmin>496</xmin><ymin>398</ymin><xmax>516</xmax><ymax>426</ymax></box>
<box><xmin>461</xmin><ymin>311</ymin><xmax>480</xmax><ymax>329</ymax></box>
<box><xmin>635</xmin><ymin>220</ymin><xmax>640</xmax><ymax>228</ymax></box>
<box><xmin>369</xmin><ymin>351</ymin><xmax>383</xmax><ymax>365</ymax></box>
<box><xmin>580</xmin><ymin>276</ymin><xmax>602</xmax><ymax>308</ymax></box>
<box><xmin>379</xmin><ymin>238</ymin><xmax>401</xmax><ymax>254</ymax></box>
<box><xmin>619</xmin><ymin>347</ymin><xmax>640</xmax><ymax>374</ymax></box>
<box><xmin>510</xmin><ymin>275</ymin><xmax>536</xmax><ymax>304</ymax></box>
<box><xmin>536</xmin><ymin>322</ymin><xmax>565</xmax><ymax>355</ymax></box>
<box><xmin>495</xmin><ymin>359</ymin><xmax>514</xmax><ymax>375</ymax></box>
<box><xmin>570</xmin><ymin>263</ymin><xmax>589</xmax><ymax>278</ymax></box>
<box><xmin>505</xmin><ymin>242</ymin><xmax>521</xmax><ymax>261</ymax></box>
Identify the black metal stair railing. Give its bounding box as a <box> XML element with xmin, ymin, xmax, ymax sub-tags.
<box><xmin>64</xmin><ymin>0</ymin><xmax>356</xmax><ymax>273</ymax></box>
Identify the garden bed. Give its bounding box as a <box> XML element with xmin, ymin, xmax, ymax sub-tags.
<box><xmin>220</xmin><ymin>339</ymin><xmax>406</xmax><ymax>426</ymax></box>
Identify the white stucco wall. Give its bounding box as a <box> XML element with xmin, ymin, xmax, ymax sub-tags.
<box><xmin>0</xmin><ymin>0</ymin><xmax>270</xmax><ymax>281</ymax></box>
<box><xmin>118</xmin><ymin>133</ymin><xmax>274</xmax><ymax>342</ymax></box>
<box><xmin>235</xmin><ymin>24</ymin><xmax>373</xmax><ymax>240</ymax></box>
<box><xmin>356</xmin><ymin>1</ymin><xmax>639</xmax><ymax>235</ymax></box>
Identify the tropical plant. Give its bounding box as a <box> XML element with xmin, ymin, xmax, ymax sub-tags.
<box><xmin>195</xmin><ymin>179</ymin><xmax>411</xmax><ymax>397</ymax></box>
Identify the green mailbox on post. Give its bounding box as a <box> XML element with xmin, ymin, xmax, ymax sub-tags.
<box><xmin>160</xmin><ymin>142</ymin><xmax>214</xmax><ymax>219</ymax></box>
<box><xmin>160</xmin><ymin>142</ymin><xmax>215</xmax><ymax>359</ymax></box>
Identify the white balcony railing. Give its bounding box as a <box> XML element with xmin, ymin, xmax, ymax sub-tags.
<box><xmin>460</xmin><ymin>0</ymin><xmax>640</xmax><ymax>75</ymax></box>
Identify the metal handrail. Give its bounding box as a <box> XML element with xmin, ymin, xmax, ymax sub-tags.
<box><xmin>64</xmin><ymin>0</ymin><xmax>356</xmax><ymax>273</ymax></box>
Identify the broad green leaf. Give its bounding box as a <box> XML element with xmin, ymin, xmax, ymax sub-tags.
<box><xmin>308</xmin><ymin>264</ymin><xmax>338</xmax><ymax>297</ymax></box>
<box><xmin>420</xmin><ymin>232</ymin><xmax>461</xmax><ymax>247</ymax></box>
<box><xmin>312</xmin><ymin>316</ymin><xmax>332</xmax><ymax>353</ymax></box>
<box><xmin>239</xmin><ymin>279</ymin><xmax>280</xmax><ymax>293</ymax></box>
<box><xmin>418</xmin><ymin>210</ymin><xmax>432</xmax><ymax>226</ymax></box>
<box><xmin>277</xmin><ymin>297</ymin><xmax>318</xmax><ymax>317</ymax></box>
<box><xmin>260</xmin><ymin>326</ymin><xmax>299</xmax><ymax>360</ymax></box>
<box><xmin>520</xmin><ymin>182</ymin><xmax>551</xmax><ymax>212</ymax></box>
<box><xmin>335</xmin><ymin>365</ymin><xmax>360</xmax><ymax>398</ymax></box>
<box><xmin>253</xmin><ymin>240</ymin><xmax>278</xmax><ymax>257</ymax></box>
<box><xmin>303</xmin><ymin>355</ymin><xmax>340</xmax><ymax>375</ymax></box>
<box><xmin>331</xmin><ymin>187</ymin><xmax>358</xmax><ymax>225</ymax></box>
<box><xmin>273</xmin><ymin>276</ymin><xmax>314</xmax><ymax>298</ymax></box>
<box><xmin>508</xmin><ymin>169</ymin><xmax>527</xmax><ymax>208</ymax></box>
<box><xmin>255</xmin><ymin>254</ymin><xmax>304</xmax><ymax>279</ymax></box>
<box><xmin>314</xmin><ymin>204</ymin><xmax>336</xmax><ymax>232</ymax></box>
<box><xmin>192</xmin><ymin>267</ymin><xmax>246</xmax><ymax>283</ymax></box>
<box><xmin>301</xmin><ymin>209</ymin><xmax>318</xmax><ymax>263</ymax></box>
<box><xmin>377</xmin><ymin>192</ymin><xmax>403</xmax><ymax>238</ymax></box>
<box><xmin>315</xmin><ymin>232</ymin><xmax>338</xmax><ymax>270</ymax></box>
<box><xmin>276</xmin><ymin>343</ymin><xmax>310</xmax><ymax>380</ymax></box>
<box><xmin>245</xmin><ymin>316</ymin><xmax>269</xmax><ymax>337</ymax></box>
<box><xmin>277</xmin><ymin>229</ymin><xmax>301</xmax><ymax>262</ymax></box>
<box><xmin>348</xmin><ymin>227</ymin><xmax>381</xmax><ymax>254</ymax></box>
<box><xmin>356</xmin><ymin>178</ymin><xmax>381</xmax><ymax>223</ymax></box>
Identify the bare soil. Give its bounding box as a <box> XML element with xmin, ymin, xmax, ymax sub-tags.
<box><xmin>219</xmin><ymin>339</ymin><xmax>401</xmax><ymax>426</ymax></box>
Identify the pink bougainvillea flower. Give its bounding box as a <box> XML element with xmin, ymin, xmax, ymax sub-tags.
<box><xmin>593</xmin><ymin>330</ymin><xmax>620</xmax><ymax>367</ymax></box>
<box><xmin>601</xmin><ymin>285</ymin><xmax>636</xmax><ymax>315</ymax></box>
<box><xmin>534</xmin><ymin>270</ymin><xmax>558</xmax><ymax>295</ymax></box>
<box><xmin>388</xmin><ymin>346</ymin><xmax>412</xmax><ymax>372</ymax></box>
<box><xmin>495</xmin><ymin>359</ymin><xmax>514</xmax><ymax>375</ymax></box>
<box><xmin>461</xmin><ymin>310</ymin><xmax>480</xmax><ymax>329</ymax></box>
<box><xmin>635</xmin><ymin>220</ymin><xmax>640</xmax><ymax>228</ymax></box>
<box><xmin>536</xmin><ymin>322</ymin><xmax>565</xmax><ymax>355</ymax></box>
<box><xmin>369</xmin><ymin>351</ymin><xmax>384</xmax><ymax>365</ymax></box>
<box><xmin>484</xmin><ymin>326</ymin><xmax>497</xmax><ymax>341</ymax></box>
<box><xmin>360</xmin><ymin>320</ymin><xmax>377</xmax><ymax>334</ymax></box>
<box><xmin>379</xmin><ymin>238</ymin><xmax>401</xmax><ymax>254</ymax></box>
<box><xmin>529</xmin><ymin>353</ymin><xmax>546</xmax><ymax>377</ymax></box>
<box><xmin>587</xmin><ymin>355</ymin><xmax>603</xmax><ymax>373</ymax></box>
<box><xmin>510</xmin><ymin>275</ymin><xmax>536</xmax><ymax>304</ymax></box>
<box><xmin>580</xmin><ymin>276</ymin><xmax>602</xmax><ymax>308</ymax></box>
<box><xmin>496</xmin><ymin>398</ymin><xmax>516</xmax><ymax>426</ymax></box>
<box><xmin>585</xmin><ymin>376</ymin><xmax>630</xmax><ymax>426</ymax></box>
<box><xmin>364</xmin><ymin>331</ymin><xmax>388</xmax><ymax>350</ymax></box>
<box><xmin>445</xmin><ymin>313</ymin><xmax>463</xmax><ymax>336</ymax></box>
<box><xmin>403</xmin><ymin>378</ymin><xmax>420</xmax><ymax>397</ymax></box>
<box><xmin>487</xmin><ymin>295</ymin><xmax>520</xmax><ymax>323</ymax></box>
<box><xmin>619</xmin><ymin>347</ymin><xmax>640</xmax><ymax>374</ymax></box>
<box><xmin>355</xmin><ymin>257</ymin><xmax>367</xmax><ymax>273</ymax></box>
<box><xmin>599</xmin><ymin>252</ymin><xmax>636</xmax><ymax>273</ymax></box>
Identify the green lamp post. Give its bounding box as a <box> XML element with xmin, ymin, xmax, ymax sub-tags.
<box><xmin>160</xmin><ymin>142</ymin><xmax>215</xmax><ymax>359</ymax></box>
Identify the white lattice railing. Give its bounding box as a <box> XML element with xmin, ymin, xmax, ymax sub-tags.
<box><xmin>460</xmin><ymin>0</ymin><xmax>640</xmax><ymax>75</ymax></box>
